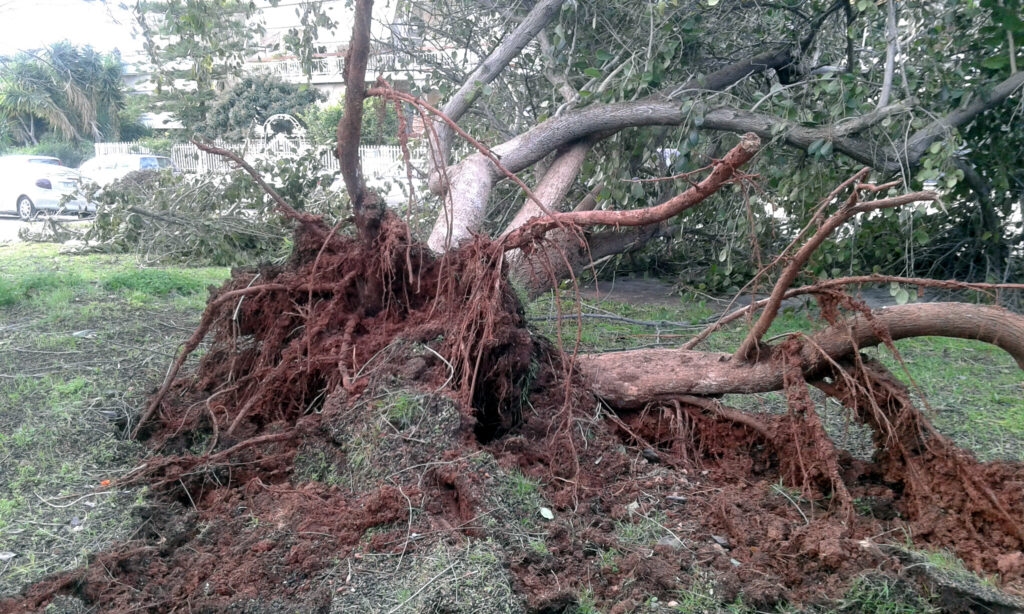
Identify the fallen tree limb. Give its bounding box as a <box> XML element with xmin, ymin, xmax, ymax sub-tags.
<box><xmin>579</xmin><ymin>302</ymin><xmax>1024</xmax><ymax>407</ymax></box>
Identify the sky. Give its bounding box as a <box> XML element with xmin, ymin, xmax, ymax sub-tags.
<box><xmin>0</xmin><ymin>0</ymin><xmax>143</xmax><ymax>57</ymax></box>
<box><xmin>0</xmin><ymin>0</ymin><xmax>402</xmax><ymax>59</ymax></box>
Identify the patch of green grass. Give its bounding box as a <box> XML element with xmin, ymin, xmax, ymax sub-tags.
<box><xmin>836</xmin><ymin>574</ymin><xmax>937</xmax><ymax>613</ymax></box>
<box><xmin>597</xmin><ymin>548</ymin><xmax>620</xmax><ymax>573</ymax></box>
<box><xmin>670</xmin><ymin>575</ymin><xmax>720</xmax><ymax>612</ymax></box>
<box><xmin>0</xmin><ymin>241</ymin><xmax>230</xmax><ymax>595</ymax></box>
<box><xmin>101</xmin><ymin>269</ymin><xmax>211</xmax><ymax>297</ymax></box>
<box><xmin>0</xmin><ymin>243</ymin><xmax>228</xmax><ymax>315</ymax></box>
<box><xmin>868</xmin><ymin>337</ymin><xmax>1024</xmax><ymax>460</ymax></box>
<box><xmin>574</xmin><ymin>588</ymin><xmax>601</xmax><ymax>614</ymax></box>
<box><xmin>914</xmin><ymin>547</ymin><xmax>999</xmax><ymax>588</ymax></box>
<box><xmin>293</xmin><ymin>446</ymin><xmax>343</xmax><ymax>486</ymax></box>
<box><xmin>614</xmin><ymin>507</ymin><xmax>674</xmax><ymax>548</ymax></box>
<box><xmin>508</xmin><ymin>468</ymin><xmax>539</xmax><ymax>498</ymax></box>
<box><xmin>383</xmin><ymin>392</ymin><xmax>424</xmax><ymax>430</ymax></box>
<box><xmin>528</xmin><ymin>538</ymin><xmax>550</xmax><ymax>557</ymax></box>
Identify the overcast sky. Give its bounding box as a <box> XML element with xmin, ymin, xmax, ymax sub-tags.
<box><xmin>0</xmin><ymin>0</ymin><xmax>142</xmax><ymax>57</ymax></box>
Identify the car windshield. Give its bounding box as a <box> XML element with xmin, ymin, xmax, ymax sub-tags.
<box><xmin>28</xmin><ymin>158</ymin><xmax>61</xmax><ymax>165</ymax></box>
<box><xmin>140</xmin><ymin>157</ymin><xmax>164</xmax><ymax>170</ymax></box>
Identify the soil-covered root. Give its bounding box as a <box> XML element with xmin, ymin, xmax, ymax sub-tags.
<box><xmin>0</xmin><ymin>216</ymin><xmax>544</xmax><ymax>613</ymax></box>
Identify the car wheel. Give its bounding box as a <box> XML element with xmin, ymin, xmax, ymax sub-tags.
<box><xmin>17</xmin><ymin>196</ymin><xmax>36</xmax><ymax>220</ymax></box>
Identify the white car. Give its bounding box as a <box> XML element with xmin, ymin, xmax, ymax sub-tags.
<box><xmin>0</xmin><ymin>155</ymin><xmax>94</xmax><ymax>219</ymax></box>
<box><xmin>78</xmin><ymin>153</ymin><xmax>178</xmax><ymax>187</ymax></box>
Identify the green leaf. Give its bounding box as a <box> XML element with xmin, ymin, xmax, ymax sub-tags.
<box><xmin>895</xmin><ymin>288</ymin><xmax>910</xmax><ymax>305</ymax></box>
<box><xmin>981</xmin><ymin>55</ymin><xmax>1010</xmax><ymax>70</ymax></box>
<box><xmin>808</xmin><ymin>139</ymin><xmax>824</xmax><ymax>155</ymax></box>
<box><xmin>596</xmin><ymin>50</ymin><xmax>614</xmax><ymax>62</ymax></box>
<box><xmin>583</xmin><ymin>67</ymin><xmax>603</xmax><ymax>79</ymax></box>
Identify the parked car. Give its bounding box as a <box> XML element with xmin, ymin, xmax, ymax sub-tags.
<box><xmin>0</xmin><ymin>155</ymin><xmax>94</xmax><ymax>219</ymax></box>
<box><xmin>78</xmin><ymin>153</ymin><xmax>178</xmax><ymax>187</ymax></box>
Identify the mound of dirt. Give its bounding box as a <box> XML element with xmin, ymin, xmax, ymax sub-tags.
<box><xmin>4</xmin><ymin>218</ymin><xmax>1024</xmax><ymax>614</ymax></box>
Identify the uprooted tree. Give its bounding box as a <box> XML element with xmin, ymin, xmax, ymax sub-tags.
<box><xmin>7</xmin><ymin>0</ymin><xmax>1024</xmax><ymax>611</ymax></box>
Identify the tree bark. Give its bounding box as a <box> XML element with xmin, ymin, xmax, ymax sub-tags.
<box><xmin>578</xmin><ymin>303</ymin><xmax>1024</xmax><ymax>407</ymax></box>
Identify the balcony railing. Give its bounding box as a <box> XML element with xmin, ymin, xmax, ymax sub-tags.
<box><xmin>243</xmin><ymin>50</ymin><xmax>450</xmax><ymax>82</ymax></box>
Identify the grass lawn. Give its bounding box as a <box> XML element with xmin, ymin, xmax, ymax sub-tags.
<box><xmin>0</xmin><ymin>243</ymin><xmax>229</xmax><ymax>595</ymax></box>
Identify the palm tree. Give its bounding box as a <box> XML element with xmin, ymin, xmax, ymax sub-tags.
<box><xmin>0</xmin><ymin>42</ymin><xmax>126</xmax><ymax>146</ymax></box>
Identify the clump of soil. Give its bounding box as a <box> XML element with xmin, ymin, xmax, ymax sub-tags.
<box><xmin>4</xmin><ymin>216</ymin><xmax>1024</xmax><ymax>613</ymax></box>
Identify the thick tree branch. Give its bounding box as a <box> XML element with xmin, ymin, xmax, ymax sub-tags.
<box><xmin>426</xmin><ymin>48</ymin><xmax>795</xmax><ymax>250</ymax></box>
<box><xmin>501</xmin><ymin>139</ymin><xmax>592</xmax><ymax>237</ymax></box>
<box><xmin>580</xmin><ymin>303</ymin><xmax>1024</xmax><ymax>407</ymax></box>
<box><xmin>689</xmin><ymin>275</ymin><xmax>1024</xmax><ymax>348</ymax></box>
<box><xmin>433</xmin><ymin>0</ymin><xmax>566</xmax><ymax>163</ymax></box>
<box><xmin>877</xmin><ymin>0</ymin><xmax>897</xmax><ymax>109</ymax></box>
<box><xmin>700</xmin><ymin>106</ymin><xmax>907</xmax><ymax>171</ymax></box>
<box><xmin>904</xmin><ymin>70</ymin><xmax>1024</xmax><ymax>162</ymax></box>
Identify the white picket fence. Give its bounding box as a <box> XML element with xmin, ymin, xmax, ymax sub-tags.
<box><xmin>93</xmin><ymin>140</ymin><xmax>425</xmax><ymax>180</ymax></box>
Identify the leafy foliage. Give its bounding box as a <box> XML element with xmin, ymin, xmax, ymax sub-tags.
<box><xmin>2</xmin><ymin>134</ymin><xmax>95</xmax><ymax>167</ymax></box>
<box><xmin>80</xmin><ymin>151</ymin><xmax>346</xmax><ymax>265</ymax></box>
<box><xmin>301</xmin><ymin>96</ymin><xmax>403</xmax><ymax>147</ymax></box>
<box><xmin>198</xmin><ymin>74</ymin><xmax>325</xmax><ymax>140</ymax></box>
<box><xmin>395</xmin><ymin>0</ymin><xmax>1022</xmax><ymax>286</ymax></box>
<box><xmin>135</xmin><ymin>0</ymin><xmax>268</xmax><ymax>132</ymax></box>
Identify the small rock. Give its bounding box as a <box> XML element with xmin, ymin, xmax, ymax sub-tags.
<box><xmin>69</xmin><ymin>516</ymin><xmax>81</xmax><ymax>527</ymax></box>
<box><xmin>0</xmin><ymin>552</ymin><xmax>15</xmax><ymax>561</ymax></box>
<box><xmin>641</xmin><ymin>448</ymin><xmax>661</xmax><ymax>463</ymax></box>
<box><xmin>711</xmin><ymin>534</ymin><xmax>731</xmax><ymax>549</ymax></box>
<box><xmin>730</xmin><ymin>558</ymin><xmax>742</xmax><ymax>567</ymax></box>
<box><xmin>656</xmin><ymin>535</ymin><xmax>684</xmax><ymax>550</ymax></box>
